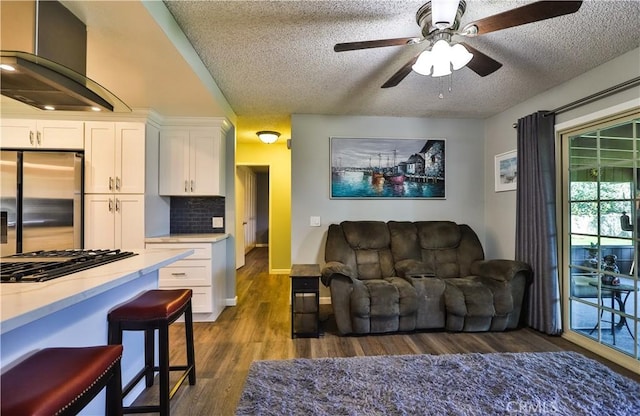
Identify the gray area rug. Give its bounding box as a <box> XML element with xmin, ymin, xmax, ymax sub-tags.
<box><xmin>236</xmin><ymin>351</ymin><xmax>640</xmax><ymax>415</ymax></box>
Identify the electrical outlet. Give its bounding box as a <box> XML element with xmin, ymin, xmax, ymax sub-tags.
<box><xmin>212</xmin><ymin>217</ymin><xmax>224</xmax><ymax>228</ymax></box>
<box><xmin>310</xmin><ymin>216</ymin><xmax>321</xmax><ymax>227</ymax></box>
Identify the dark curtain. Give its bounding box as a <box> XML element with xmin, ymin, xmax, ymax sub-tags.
<box><xmin>516</xmin><ymin>111</ymin><xmax>562</xmax><ymax>335</ymax></box>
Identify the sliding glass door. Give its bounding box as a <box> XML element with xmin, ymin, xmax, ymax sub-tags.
<box><xmin>564</xmin><ymin>113</ymin><xmax>639</xmax><ymax>362</ymax></box>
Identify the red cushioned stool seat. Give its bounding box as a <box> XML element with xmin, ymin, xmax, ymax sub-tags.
<box><xmin>1</xmin><ymin>345</ymin><xmax>123</xmax><ymax>416</ymax></box>
<box><xmin>108</xmin><ymin>289</ymin><xmax>195</xmax><ymax>416</ymax></box>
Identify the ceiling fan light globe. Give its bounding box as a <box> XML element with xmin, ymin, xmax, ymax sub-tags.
<box><xmin>412</xmin><ymin>50</ymin><xmax>434</xmax><ymax>75</ymax></box>
<box><xmin>430</xmin><ymin>39</ymin><xmax>450</xmax><ymax>61</ymax></box>
<box><xmin>450</xmin><ymin>43</ymin><xmax>473</xmax><ymax>70</ymax></box>
<box><xmin>432</xmin><ymin>59</ymin><xmax>452</xmax><ymax>77</ymax></box>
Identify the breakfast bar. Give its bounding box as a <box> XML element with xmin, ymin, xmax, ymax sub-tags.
<box><xmin>0</xmin><ymin>248</ymin><xmax>193</xmax><ymax>415</ymax></box>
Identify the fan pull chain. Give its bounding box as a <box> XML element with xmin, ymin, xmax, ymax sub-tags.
<box><xmin>438</xmin><ymin>77</ymin><xmax>444</xmax><ymax>99</ymax></box>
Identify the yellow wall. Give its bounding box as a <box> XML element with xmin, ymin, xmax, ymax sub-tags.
<box><xmin>236</xmin><ymin>141</ymin><xmax>291</xmax><ymax>273</ymax></box>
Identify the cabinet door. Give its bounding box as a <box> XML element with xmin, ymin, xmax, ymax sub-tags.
<box><xmin>190</xmin><ymin>130</ymin><xmax>221</xmax><ymax>195</ymax></box>
<box><xmin>0</xmin><ymin>119</ymin><xmax>37</xmax><ymax>148</ymax></box>
<box><xmin>159</xmin><ymin>130</ymin><xmax>190</xmax><ymax>195</ymax></box>
<box><xmin>85</xmin><ymin>122</ymin><xmax>116</xmax><ymax>193</ymax></box>
<box><xmin>37</xmin><ymin>120</ymin><xmax>84</xmax><ymax>149</ymax></box>
<box><xmin>84</xmin><ymin>194</ymin><xmax>115</xmax><ymax>249</ymax></box>
<box><xmin>115</xmin><ymin>194</ymin><xmax>145</xmax><ymax>249</ymax></box>
<box><xmin>116</xmin><ymin>122</ymin><xmax>145</xmax><ymax>194</ymax></box>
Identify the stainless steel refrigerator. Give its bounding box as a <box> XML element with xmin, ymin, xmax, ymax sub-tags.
<box><xmin>0</xmin><ymin>151</ymin><xmax>83</xmax><ymax>256</ymax></box>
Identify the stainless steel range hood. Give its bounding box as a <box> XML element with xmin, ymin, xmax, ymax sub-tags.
<box><xmin>0</xmin><ymin>0</ymin><xmax>129</xmax><ymax>112</ymax></box>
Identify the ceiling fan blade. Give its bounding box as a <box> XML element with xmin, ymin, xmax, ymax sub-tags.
<box><xmin>462</xmin><ymin>1</ymin><xmax>583</xmax><ymax>36</ymax></box>
<box><xmin>334</xmin><ymin>37</ymin><xmax>420</xmax><ymax>52</ymax></box>
<box><xmin>459</xmin><ymin>43</ymin><xmax>502</xmax><ymax>77</ymax></box>
<box><xmin>381</xmin><ymin>52</ymin><xmax>421</xmax><ymax>88</ymax></box>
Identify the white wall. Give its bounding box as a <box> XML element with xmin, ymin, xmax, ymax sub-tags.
<box><xmin>484</xmin><ymin>47</ymin><xmax>640</xmax><ymax>259</ymax></box>
<box><xmin>291</xmin><ymin>114</ymin><xmax>485</xmax><ymax>267</ymax></box>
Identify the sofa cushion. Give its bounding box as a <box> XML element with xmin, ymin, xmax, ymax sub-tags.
<box><xmin>342</xmin><ymin>221</ymin><xmax>390</xmax><ymax>249</ymax></box>
<box><xmin>388</xmin><ymin>221</ymin><xmax>421</xmax><ymax>262</ymax></box>
<box><xmin>415</xmin><ymin>221</ymin><xmax>461</xmax><ymax>249</ymax></box>
<box><xmin>343</xmin><ymin>221</ymin><xmax>395</xmax><ymax>279</ymax></box>
<box><xmin>444</xmin><ymin>278</ymin><xmax>495</xmax><ymax>317</ymax></box>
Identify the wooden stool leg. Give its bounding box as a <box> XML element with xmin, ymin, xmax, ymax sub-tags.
<box><xmin>144</xmin><ymin>329</ymin><xmax>155</xmax><ymax>387</ymax></box>
<box><xmin>185</xmin><ymin>302</ymin><xmax>196</xmax><ymax>385</ymax></box>
<box><xmin>106</xmin><ymin>359</ymin><xmax>124</xmax><ymax>416</ymax></box>
<box><xmin>159</xmin><ymin>323</ymin><xmax>170</xmax><ymax>416</ymax></box>
<box><xmin>109</xmin><ymin>322</ymin><xmax>123</xmax><ymax>345</ymax></box>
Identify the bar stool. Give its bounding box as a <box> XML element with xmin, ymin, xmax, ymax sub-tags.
<box><xmin>108</xmin><ymin>289</ymin><xmax>196</xmax><ymax>415</ymax></box>
<box><xmin>1</xmin><ymin>345</ymin><xmax>123</xmax><ymax>416</ymax></box>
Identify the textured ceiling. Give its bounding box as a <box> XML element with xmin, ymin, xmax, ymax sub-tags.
<box><xmin>164</xmin><ymin>0</ymin><xmax>640</xmax><ymax>142</ymax></box>
<box><xmin>4</xmin><ymin>1</ymin><xmax>638</xmax><ymax>146</ymax></box>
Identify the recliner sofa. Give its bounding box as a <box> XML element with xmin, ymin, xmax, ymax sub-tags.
<box><xmin>321</xmin><ymin>221</ymin><xmax>531</xmax><ymax>335</ymax></box>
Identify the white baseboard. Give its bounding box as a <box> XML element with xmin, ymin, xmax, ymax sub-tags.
<box><xmin>255</xmin><ymin>243</ymin><xmax>268</xmax><ymax>247</ymax></box>
<box><xmin>226</xmin><ymin>296</ymin><xmax>238</xmax><ymax>306</ymax></box>
<box><xmin>320</xmin><ymin>296</ymin><xmax>331</xmax><ymax>305</ymax></box>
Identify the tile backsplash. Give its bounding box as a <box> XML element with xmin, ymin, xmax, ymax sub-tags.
<box><xmin>170</xmin><ymin>196</ymin><xmax>225</xmax><ymax>234</ymax></box>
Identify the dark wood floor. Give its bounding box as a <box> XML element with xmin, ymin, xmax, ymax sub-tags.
<box><xmin>133</xmin><ymin>247</ymin><xmax>639</xmax><ymax>415</ymax></box>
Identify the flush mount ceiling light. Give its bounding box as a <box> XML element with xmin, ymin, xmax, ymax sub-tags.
<box><xmin>257</xmin><ymin>131</ymin><xmax>280</xmax><ymax>144</ymax></box>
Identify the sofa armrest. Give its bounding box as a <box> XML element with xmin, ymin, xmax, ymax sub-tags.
<box><xmin>395</xmin><ymin>259</ymin><xmax>434</xmax><ymax>278</ymax></box>
<box><xmin>470</xmin><ymin>259</ymin><xmax>531</xmax><ymax>282</ymax></box>
<box><xmin>321</xmin><ymin>261</ymin><xmax>357</xmax><ymax>286</ymax></box>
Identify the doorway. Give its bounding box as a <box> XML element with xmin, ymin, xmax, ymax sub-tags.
<box><xmin>236</xmin><ymin>165</ymin><xmax>269</xmax><ymax>269</ymax></box>
<box><xmin>562</xmin><ymin>111</ymin><xmax>639</xmax><ymax>365</ymax></box>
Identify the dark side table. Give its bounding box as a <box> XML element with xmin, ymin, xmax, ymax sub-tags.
<box><xmin>290</xmin><ymin>264</ymin><xmax>321</xmax><ymax>338</ymax></box>
<box><xmin>589</xmin><ymin>282</ymin><xmax>637</xmax><ymax>345</ymax></box>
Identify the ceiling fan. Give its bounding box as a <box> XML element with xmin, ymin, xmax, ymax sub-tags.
<box><xmin>334</xmin><ymin>1</ymin><xmax>583</xmax><ymax>88</ymax></box>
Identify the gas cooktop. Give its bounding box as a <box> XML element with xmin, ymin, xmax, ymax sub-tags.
<box><xmin>1</xmin><ymin>249</ymin><xmax>138</xmax><ymax>283</ymax></box>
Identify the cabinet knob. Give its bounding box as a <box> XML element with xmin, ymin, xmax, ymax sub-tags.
<box><xmin>108</xmin><ymin>198</ymin><xmax>113</xmax><ymax>212</ymax></box>
<box><xmin>184</xmin><ymin>180</ymin><xmax>188</xmax><ymax>192</ymax></box>
<box><xmin>171</xmin><ymin>272</ymin><xmax>187</xmax><ymax>276</ymax></box>
<box><xmin>115</xmin><ymin>199</ymin><xmax>120</xmax><ymax>212</ymax></box>
<box><xmin>190</xmin><ymin>180</ymin><xmax>194</xmax><ymax>192</ymax></box>
<box><xmin>109</xmin><ymin>177</ymin><xmax>114</xmax><ymax>191</ymax></box>
<box><xmin>115</xmin><ymin>177</ymin><xmax>121</xmax><ymax>191</ymax></box>
<box><xmin>29</xmin><ymin>131</ymin><xmax>35</xmax><ymax>145</ymax></box>
<box><xmin>36</xmin><ymin>131</ymin><xmax>42</xmax><ymax>145</ymax></box>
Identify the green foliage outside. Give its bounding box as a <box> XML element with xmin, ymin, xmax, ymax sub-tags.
<box><xmin>570</xmin><ymin>181</ymin><xmax>634</xmax><ymax>246</ymax></box>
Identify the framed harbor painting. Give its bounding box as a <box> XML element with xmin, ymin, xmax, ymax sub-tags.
<box><xmin>494</xmin><ymin>150</ymin><xmax>517</xmax><ymax>192</ymax></box>
<box><xmin>330</xmin><ymin>137</ymin><xmax>445</xmax><ymax>199</ymax></box>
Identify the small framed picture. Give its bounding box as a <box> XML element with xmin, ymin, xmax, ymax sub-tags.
<box><xmin>495</xmin><ymin>150</ymin><xmax>517</xmax><ymax>192</ymax></box>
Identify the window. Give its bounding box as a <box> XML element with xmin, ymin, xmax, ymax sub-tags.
<box><xmin>563</xmin><ymin>113</ymin><xmax>639</xmax><ymax>362</ymax></box>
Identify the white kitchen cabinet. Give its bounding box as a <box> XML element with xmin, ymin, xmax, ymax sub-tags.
<box><xmin>0</xmin><ymin>119</ymin><xmax>83</xmax><ymax>149</ymax></box>
<box><xmin>85</xmin><ymin>194</ymin><xmax>145</xmax><ymax>250</ymax></box>
<box><xmin>159</xmin><ymin>128</ymin><xmax>225</xmax><ymax>196</ymax></box>
<box><xmin>145</xmin><ymin>241</ymin><xmax>227</xmax><ymax>321</ymax></box>
<box><xmin>84</xmin><ymin>122</ymin><xmax>145</xmax><ymax>194</ymax></box>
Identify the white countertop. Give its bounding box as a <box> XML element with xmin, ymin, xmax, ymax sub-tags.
<box><xmin>145</xmin><ymin>233</ymin><xmax>229</xmax><ymax>243</ymax></box>
<box><xmin>0</xmin><ymin>248</ymin><xmax>193</xmax><ymax>335</ymax></box>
